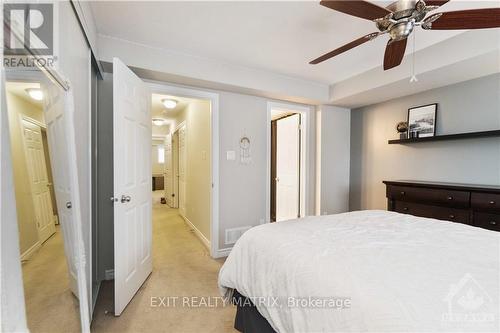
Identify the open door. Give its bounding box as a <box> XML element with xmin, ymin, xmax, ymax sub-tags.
<box><xmin>164</xmin><ymin>133</ymin><xmax>173</xmax><ymax>206</ymax></box>
<box><xmin>178</xmin><ymin>124</ymin><xmax>187</xmax><ymax>217</ymax></box>
<box><xmin>43</xmin><ymin>81</ymin><xmax>91</xmax><ymax>331</ymax></box>
<box><xmin>113</xmin><ymin>58</ymin><xmax>152</xmax><ymax>316</ymax></box>
<box><xmin>275</xmin><ymin>114</ymin><xmax>300</xmax><ymax>221</ymax></box>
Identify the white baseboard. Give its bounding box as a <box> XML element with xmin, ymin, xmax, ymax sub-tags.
<box><xmin>104</xmin><ymin>269</ymin><xmax>114</xmax><ymax>280</ymax></box>
<box><xmin>21</xmin><ymin>241</ymin><xmax>41</xmax><ymax>261</ymax></box>
<box><xmin>214</xmin><ymin>247</ymin><xmax>232</xmax><ymax>258</ymax></box>
<box><xmin>182</xmin><ymin>215</ymin><xmax>211</xmax><ymax>250</ymax></box>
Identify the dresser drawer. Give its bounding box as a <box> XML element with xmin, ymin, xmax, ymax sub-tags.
<box><xmin>387</xmin><ymin>185</ymin><xmax>470</xmax><ymax>208</ymax></box>
<box><xmin>394</xmin><ymin>201</ymin><xmax>470</xmax><ymax>225</ymax></box>
<box><xmin>473</xmin><ymin>212</ymin><xmax>500</xmax><ymax>232</ymax></box>
<box><xmin>471</xmin><ymin>193</ymin><xmax>500</xmax><ymax>211</ymax></box>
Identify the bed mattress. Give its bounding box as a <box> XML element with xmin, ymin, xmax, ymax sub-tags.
<box><xmin>218</xmin><ymin>210</ymin><xmax>499</xmax><ymax>332</ymax></box>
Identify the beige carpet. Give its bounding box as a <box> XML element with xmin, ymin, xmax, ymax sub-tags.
<box><xmin>91</xmin><ymin>193</ymin><xmax>237</xmax><ymax>332</ymax></box>
<box><xmin>21</xmin><ymin>227</ymin><xmax>81</xmax><ymax>333</ymax></box>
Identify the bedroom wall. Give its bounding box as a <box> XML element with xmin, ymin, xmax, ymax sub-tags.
<box><xmin>96</xmin><ymin>73</ymin><xmax>321</xmax><ymax>259</ymax></box>
<box><xmin>317</xmin><ymin>105</ymin><xmax>351</xmax><ymax>215</ymax></box>
<box><xmin>350</xmin><ymin>73</ymin><xmax>500</xmax><ymax>211</ymax></box>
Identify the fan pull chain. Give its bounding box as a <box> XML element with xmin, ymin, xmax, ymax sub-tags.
<box><xmin>410</xmin><ymin>30</ymin><xmax>418</xmax><ymax>83</ymax></box>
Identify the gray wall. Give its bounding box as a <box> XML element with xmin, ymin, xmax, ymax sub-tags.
<box><xmin>97</xmin><ymin>73</ymin><xmax>324</xmax><ymax>263</ymax></box>
<box><xmin>350</xmin><ymin>74</ymin><xmax>500</xmax><ymax>211</ymax></box>
<box><xmin>96</xmin><ymin>73</ymin><xmax>114</xmax><ymax>280</ymax></box>
<box><xmin>318</xmin><ymin>105</ymin><xmax>351</xmax><ymax>215</ymax></box>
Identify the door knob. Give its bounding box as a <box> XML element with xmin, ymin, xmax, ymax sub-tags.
<box><xmin>121</xmin><ymin>195</ymin><xmax>131</xmax><ymax>203</ymax></box>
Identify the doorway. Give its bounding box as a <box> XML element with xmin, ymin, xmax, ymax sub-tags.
<box><xmin>267</xmin><ymin>102</ymin><xmax>309</xmax><ymax>223</ymax></box>
<box><xmin>271</xmin><ymin>113</ymin><xmax>301</xmax><ymax>222</ymax></box>
<box><xmin>149</xmin><ymin>84</ymin><xmax>219</xmax><ymax>258</ymax></box>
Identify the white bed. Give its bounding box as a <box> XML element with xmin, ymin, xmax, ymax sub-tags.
<box><xmin>218</xmin><ymin>210</ymin><xmax>500</xmax><ymax>332</ymax></box>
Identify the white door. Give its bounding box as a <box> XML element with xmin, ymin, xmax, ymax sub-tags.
<box><xmin>172</xmin><ymin>131</ymin><xmax>179</xmax><ymax>208</ymax></box>
<box><xmin>44</xmin><ymin>87</ymin><xmax>78</xmax><ymax>297</ymax></box>
<box><xmin>276</xmin><ymin>114</ymin><xmax>300</xmax><ymax>221</ymax></box>
<box><xmin>21</xmin><ymin>119</ymin><xmax>56</xmax><ymax>243</ymax></box>
<box><xmin>113</xmin><ymin>58</ymin><xmax>152</xmax><ymax>316</ymax></box>
<box><xmin>164</xmin><ymin>133</ymin><xmax>173</xmax><ymax>206</ymax></box>
<box><xmin>43</xmin><ymin>82</ymin><xmax>90</xmax><ymax>330</ymax></box>
<box><xmin>178</xmin><ymin>125</ymin><xmax>187</xmax><ymax>217</ymax></box>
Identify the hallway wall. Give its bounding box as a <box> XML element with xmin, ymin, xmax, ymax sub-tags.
<box><xmin>173</xmin><ymin>100</ymin><xmax>212</xmax><ymax>241</ymax></box>
<box><xmin>6</xmin><ymin>91</ymin><xmax>45</xmax><ymax>255</ymax></box>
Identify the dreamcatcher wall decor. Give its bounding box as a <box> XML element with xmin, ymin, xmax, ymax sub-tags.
<box><xmin>239</xmin><ymin>136</ymin><xmax>251</xmax><ymax>165</ymax></box>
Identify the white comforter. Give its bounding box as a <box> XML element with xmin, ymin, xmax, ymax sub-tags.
<box><xmin>218</xmin><ymin>210</ymin><xmax>500</xmax><ymax>332</ymax></box>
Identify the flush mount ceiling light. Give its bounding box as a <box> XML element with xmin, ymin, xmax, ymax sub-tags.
<box><xmin>25</xmin><ymin>88</ymin><xmax>43</xmax><ymax>101</ymax></box>
<box><xmin>161</xmin><ymin>99</ymin><xmax>177</xmax><ymax>109</ymax></box>
<box><xmin>152</xmin><ymin>118</ymin><xmax>166</xmax><ymax>126</ymax></box>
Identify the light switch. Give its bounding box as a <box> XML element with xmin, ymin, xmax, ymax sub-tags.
<box><xmin>226</xmin><ymin>150</ymin><xmax>236</xmax><ymax>161</ymax></box>
<box><xmin>202</xmin><ymin>150</ymin><xmax>207</xmax><ymax>160</ymax></box>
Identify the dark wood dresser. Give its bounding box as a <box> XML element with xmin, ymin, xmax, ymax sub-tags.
<box><xmin>383</xmin><ymin>180</ymin><xmax>500</xmax><ymax>232</ymax></box>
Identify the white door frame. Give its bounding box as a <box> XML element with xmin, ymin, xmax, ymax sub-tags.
<box><xmin>266</xmin><ymin>101</ymin><xmax>311</xmax><ymax>224</ymax></box>
<box><xmin>147</xmin><ymin>81</ymin><xmax>220</xmax><ymax>258</ymax></box>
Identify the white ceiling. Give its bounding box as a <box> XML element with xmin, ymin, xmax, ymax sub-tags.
<box><xmin>90</xmin><ymin>1</ymin><xmax>498</xmax><ymax>86</ymax></box>
<box><xmin>6</xmin><ymin>81</ymin><xmax>43</xmax><ymax>108</ymax></box>
<box><xmin>151</xmin><ymin>93</ymin><xmax>193</xmax><ymax>119</ymax></box>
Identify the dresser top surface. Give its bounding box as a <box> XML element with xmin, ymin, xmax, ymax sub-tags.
<box><xmin>383</xmin><ymin>180</ymin><xmax>500</xmax><ymax>193</ymax></box>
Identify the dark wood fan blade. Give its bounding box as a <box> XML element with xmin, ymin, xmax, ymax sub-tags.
<box><xmin>310</xmin><ymin>32</ymin><xmax>379</xmax><ymax>64</ymax></box>
<box><xmin>425</xmin><ymin>1</ymin><xmax>450</xmax><ymax>6</ymax></box>
<box><xmin>320</xmin><ymin>0</ymin><xmax>392</xmax><ymax>21</ymax></box>
<box><xmin>383</xmin><ymin>39</ymin><xmax>407</xmax><ymax>70</ymax></box>
<box><xmin>425</xmin><ymin>8</ymin><xmax>500</xmax><ymax>30</ymax></box>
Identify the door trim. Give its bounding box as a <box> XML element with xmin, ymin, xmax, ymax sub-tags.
<box><xmin>147</xmin><ymin>82</ymin><xmax>220</xmax><ymax>259</ymax></box>
<box><xmin>266</xmin><ymin>102</ymin><xmax>310</xmax><ymax>224</ymax></box>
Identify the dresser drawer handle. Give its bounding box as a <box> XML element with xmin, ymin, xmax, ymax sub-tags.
<box><xmin>400</xmin><ymin>191</ymin><xmax>406</xmax><ymax>196</ymax></box>
<box><xmin>447</xmin><ymin>196</ymin><xmax>453</xmax><ymax>200</ymax></box>
<box><xmin>449</xmin><ymin>214</ymin><xmax>455</xmax><ymax>219</ymax></box>
<box><xmin>490</xmin><ymin>221</ymin><xmax>497</xmax><ymax>226</ymax></box>
<box><xmin>403</xmin><ymin>207</ymin><xmax>408</xmax><ymax>211</ymax></box>
<box><xmin>489</xmin><ymin>201</ymin><xmax>496</xmax><ymax>205</ymax></box>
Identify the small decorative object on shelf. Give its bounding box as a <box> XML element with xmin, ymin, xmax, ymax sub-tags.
<box><xmin>408</xmin><ymin>103</ymin><xmax>437</xmax><ymax>138</ymax></box>
<box><xmin>396</xmin><ymin>121</ymin><xmax>408</xmax><ymax>139</ymax></box>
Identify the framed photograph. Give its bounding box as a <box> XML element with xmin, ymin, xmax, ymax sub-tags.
<box><xmin>407</xmin><ymin>103</ymin><xmax>437</xmax><ymax>138</ymax></box>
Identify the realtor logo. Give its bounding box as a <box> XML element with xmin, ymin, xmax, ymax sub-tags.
<box><xmin>442</xmin><ymin>273</ymin><xmax>495</xmax><ymax>323</ymax></box>
<box><xmin>3</xmin><ymin>3</ymin><xmax>53</xmax><ymax>56</ymax></box>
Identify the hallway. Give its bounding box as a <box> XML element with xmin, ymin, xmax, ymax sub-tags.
<box><xmin>91</xmin><ymin>194</ymin><xmax>236</xmax><ymax>332</ymax></box>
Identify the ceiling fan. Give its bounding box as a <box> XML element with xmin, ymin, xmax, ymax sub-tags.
<box><xmin>310</xmin><ymin>0</ymin><xmax>500</xmax><ymax>70</ymax></box>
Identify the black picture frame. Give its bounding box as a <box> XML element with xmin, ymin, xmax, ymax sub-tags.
<box><xmin>407</xmin><ymin>103</ymin><xmax>437</xmax><ymax>138</ymax></box>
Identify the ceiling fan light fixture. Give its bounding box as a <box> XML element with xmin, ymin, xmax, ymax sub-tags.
<box><xmin>162</xmin><ymin>99</ymin><xmax>177</xmax><ymax>109</ymax></box>
<box><xmin>152</xmin><ymin>118</ymin><xmax>166</xmax><ymax>126</ymax></box>
<box><xmin>25</xmin><ymin>88</ymin><xmax>43</xmax><ymax>101</ymax></box>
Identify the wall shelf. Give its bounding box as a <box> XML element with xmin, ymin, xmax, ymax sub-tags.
<box><xmin>388</xmin><ymin>130</ymin><xmax>500</xmax><ymax>145</ymax></box>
